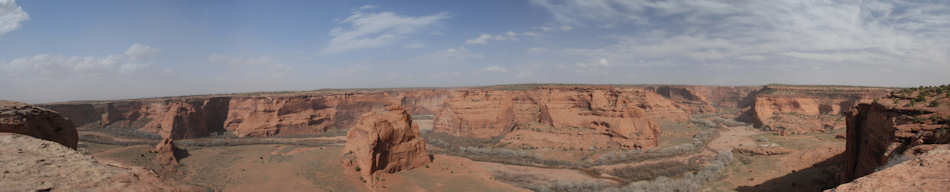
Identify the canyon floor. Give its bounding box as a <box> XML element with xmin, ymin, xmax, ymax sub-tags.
<box><xmin>77</xmin><ymin>112</ymin><xmax>846</xmax><ymax>191</ymax></box>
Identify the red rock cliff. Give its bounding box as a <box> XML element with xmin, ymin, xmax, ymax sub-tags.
<box><xmin>741</xmin><ymin>85</ymin><xmax>891</xmax><ymax>135</ymax></box>
<box><xmin>842</xmin><ymin>101</ymin><xmax>949</xmax><ymax>182</ymax></box>
<box><xmin>432</xmin><ymin>86</ymin><xmax>684</xmax><ymax>149</ymax></box>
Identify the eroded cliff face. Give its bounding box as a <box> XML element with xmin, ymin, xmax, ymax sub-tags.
<box><xmin>842</xmin><ymin>101</ymin><xmax>949</xmax><ymax>182</ymax></box>
<box><xmin>741</xmin><ymin>85</ymin><xmax>890</xmax><ymax>135</ymax></box>
<box><xmin>97</xmin><ymin>98</ymin><xmax>230</xmax><ymax>139</ymax></box>
<box><xmin>432</xmin><ymin>87</ymin><xmax>687</xmax><ymax>149</ymax></box>
<box><xmin>342</xmin><ymin>105</ymin><xmax>429</xmax><ymax>186</ymax></box>
<box><xmin>0</xmin><ymin>101</ymin><xmax>79</xmax><ymax>149</ymax></box>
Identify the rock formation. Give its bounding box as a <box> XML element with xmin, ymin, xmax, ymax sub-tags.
<box><xmin>152</xmin><ymin>137</ymin><xmax>182</xmax><ymax>165</ymax></box>
<box><xmin>342</xmin><ymin>105</ymin><xmax>429</xmax><ymax>186</ymax></box>
<box><xmin>0</xmin><ymin>100</ymin><xmax>78</xmax><ymax>149</ymax></box>
<box><xmin>0</xmin><ymin>133</ymin><xmax>192</xmax><ymax>191</ymax></box>
<box><xmin>829</xmin><ymin>146</ymin><xmax>950</xmax><ymax>192</ymax></box>
<box><xmin>841</xmin><ymin>100</ymin><xmax>949</xmax><ymax>181</ymax></box>
<box><xmin>150</xmin><ymin>136</ymin><xmax>187</xmax><ymax>178</ymax></box>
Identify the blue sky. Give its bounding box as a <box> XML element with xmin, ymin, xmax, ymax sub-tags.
<box><xmin>1</xmin><ymin>0</ymin><xmax>949</xmax><ymax>103</ymax></box>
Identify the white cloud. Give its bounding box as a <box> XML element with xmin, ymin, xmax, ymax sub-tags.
<box><xmin>576</xmin><ymin>58</ymin><xmax>610</xmax><ymax>69</ymax></box>
<box><xmin>465</xmin><ymin>34</ymin><xmax>492</xmax><ymax>45</ymax></box>
<box><xmin>464</xmin><ymin>31</ymin><xmax>540</xmax><ymax>45</ymax></box>
<box><xmin>322</xmin><ymin>6</ymin><xmax>449</xmax><ymax>54</ymax></box>
<box><xmin>0</xmin><ymin>0</ymin><xmax>29</xmax><ymax>37</ymax></box>
<box><xmin>1</xmin><ymin>43</ymin><xmax>158</xmax><ymax>77</ymax></box>
<box><xmin>124</xmin><ymin>43</ymin><xmax>160</xmax><ymax>59</ymax></box>
<box><xmin>481</xmin><ymin>65</ymin><xmax>508</xmax><ymax>72</ymax></box>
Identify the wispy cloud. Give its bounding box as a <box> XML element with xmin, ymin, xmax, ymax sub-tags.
<box><xmin>321</xmin><ymin>6</ymin><xmax>449</xmax><ymax>54</ymax></box>
<box><xmin>465</xmin><ymin>31</ymin><xmax>540</xmax><ymax>45</ymax></box>
<box><xmin>0</xmin><ymin>0</ymin><xmax>29</xmax><ymax>37</ymax></box>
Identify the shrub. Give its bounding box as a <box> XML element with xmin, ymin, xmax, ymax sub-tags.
<box><xmin>929</xmin><ymin>101</ymin><xmax>940</xmax><ymax>107</ymax></box>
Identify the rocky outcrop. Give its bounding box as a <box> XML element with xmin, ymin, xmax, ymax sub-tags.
<box><xmin>149</xmin><ymin>136</ymin><xmax>186</xmax><ymax>178</ymax></box>
<box><xmin>841</xmin><ymin>101</ymin><xmax>949</xmax><ymax>182</ymax></box>
<box><xmin>152</xmin><ymin>137</ymin><xmax>182</xmax><ymax>166</ymax></box>
<box><xmin>433</xmin><ymin>87</ymin><xmax>672</xmax><ymax>149</ymax></box>
<box><xmin>342</xmin><ymin>105</ymin><xmax>429</xmax><ymax>186</ymax></box>
<box><xmin>829</xmin><ymin>146</ymin><xmax>950</xmax><ymax>192</ymax></box>
<box><xmin>0</xmin><ymin>133</ymin><xmax>193</xmax><ymax>192</ymax></box>
<box><xmin>0</xmin><ymin>101</ymin><xmax>78</xmax><ymax>149</ymax></box>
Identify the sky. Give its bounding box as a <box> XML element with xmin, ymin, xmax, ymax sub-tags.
<box><xmin>1</xmin><ymin>0</ymin><xmax>949</xmax><ymax>103</ymax></box>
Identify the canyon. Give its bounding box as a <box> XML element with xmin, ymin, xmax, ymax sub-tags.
<box><xmin>10</xmin><ymin>84</ymin><xmax>950</xmax><ymax>191</ymax></box>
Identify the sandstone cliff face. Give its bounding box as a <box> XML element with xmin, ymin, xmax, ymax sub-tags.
<box><xmin>342</xmin><ymin>106</ymin><xmax>429</xmax><ymax>186</ymax></box>
<box><xmin>0</xmin><ymin>133</ymin><xmax>192</xmax><ymax>192</ymax></box>
<box><xmin>433</xmin><ymin>87</ymin><xmax>675</xmax><ymax>149</ymax></box>
<box><xmin>0</xmin><ymin>101</ymin><xmax>78</xmax><ymax>149</ymax></box>
<box><xmin>830</xmin><ymin>146</ymin><xmax>950</xmax><ymax>192</ymax></box>
<box><xmin>842</xmin><ymin>102</ymin><xmax>949</xmax><ymax>181</ymax></box>
<box><xmin>98</xmin><ymin>98</ymin><xmax>230</xmax><ymax>139</ymax></box>
<box><xmin>58</xmin><ymin>90</ymin><xmax>449</xmax><ymax>139</ymax></box>
<box><xmin>741</xmin><ymin>85</ymin><xmax>890</xmax><ymax>135</ymax></box>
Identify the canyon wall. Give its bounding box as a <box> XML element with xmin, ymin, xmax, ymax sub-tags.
<box><xmin>41</xmin><ymin>84</ymin><xmax>882</xmax><ymax>148</ymax></box>
<box><xmin>432</xmin><ymin>86</ymin><xmax>690</xmax><ymax>149</ymax></box>
<box><xmin>842</xmin><ymin>99</ymin><xmax>949</xmax><ymax>181</ymax></box>
<box><xmin>739</xmin><ymin>85</ymin><xmax>891</xmax><ymax>135</ymax></box>
<box><xmin>44</xmin><ymin>90</ymin><xmax>448</xmax><ymax>139</ymax></box>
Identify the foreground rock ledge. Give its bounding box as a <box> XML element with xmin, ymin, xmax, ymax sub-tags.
<box><xmin>828</xmin><ymin>146</ymin><xmax>950</xmax><ymax>192</ymax></box>
<box><xmin>342</xmin><ymin>105</ymin><xmax>429</xmax><ymax>186</ymax></box>
<box><xmin>0</xmin><ymin>133</ymin><xmax>188</xmax><ymax>192</ymax></box>
<box><xmin>0</xmin><ymin>100</ymin><xmax>78</xmax><ymax>149</ymax></box>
